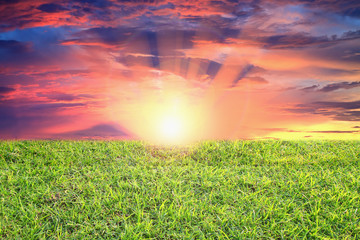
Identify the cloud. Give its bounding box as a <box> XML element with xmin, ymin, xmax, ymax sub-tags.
<box><xmin>254</xmin><ymin>127</ymin><xmax>359</xmax><ymax>135</ymax></box>
<box><xmin>37</xmin><ymin>3</ymin><xmax>69</xmax><ymax>13</ymax></box>
<box><xmin>0</xmin><ymin>74</ymin><xmax>35</xmax><ymax>86</ymax></box>
<box><xmin>64</xmin><ymin>27</ymin><xmax>237</xmax><ymax>53</ymax></box>
<box><xmin>54</xmin><ymin>123</ymin><xmax>130</xmax><ymax>139</ymax></box>
<box><xmin>0</xmin><ymin>86</ymin><xmax>15</xmax><ymax>94</ymax></box>
<box><xmin>319</xmin><ymin>81</ymin><xmax>360</xmax><ymax>92</ymax></box>
<box><xmin>230</xmin><ymin>64</ymin><xmax>254</xmax><ymax>87</ymax></box>
<box><xmin>301</xmin><ymin>81</ymin><xmax>360</xmax><ymax>92</ymax></box>
<box><xmin>308</xmin><ymin>130</ymin><xmax>359</xmax><ymax>133</ymax></box>
<box><xmin>64</xmin><ymin>27</ymin><xmax>135</xmax><ymax>47</ymax></box>
<box><xmin>300</xmin><ymin>84</ymin><xmax>319</xmax><ymax>91</ymax></box>
<box><xmin>287</xmin><ymin>100</ymin><xmax>360</xmax><ymax>122</ymax></box>
<box><xmin>342</xmin><ymin>29</ymin><xmax>360</xmax><ymax>39</ymax></box>
<box><xmin>261</xmin><ymin>34</ymin><xmax>329</xmax><ymax>49</ymax></box>
<box><xmin>0</xmin><ymin>40</ymin><xmax>31</xmax><ymax>53</ymax></box>
<box><xmin>0</xmin><ymin>35</ymin><xmax>76</xmax><ymax>71</ymax></box>
<box><xmin>304</xmin><ymin>67</ymin><xmax>359</xmax><ymax>77</ymax></box>
<box><xmin>36</xmin><ymin>92</ymin><xmax>93</xmax><ymax>101</ymax></box>
<box><xmin>29</xmin><ymin>103</ymin><xmax>86</xmax><ymax>111</ymax></box>
<box><xmin>117</xmin><ymin>54</ymin><xmax>223</xmax><ymax>81</ymax></box>
<box><xmin>0</xmin><ymin>104</ymin><xmax>76</xmax><ymax>139</ymax></box>
<box><xmin>333</xmin><ymin>111</ymin><xmax>360</xmax><ymax>121</ymax></box>
<box><xmin>299</xmin><ymin>0</ymin><xmax>360</xmax><ymax>18</ymax></box>
<box><xmin>311</xmin><ymin>100</ymin><xmax>360</xmax><ymax>110</ymax></box>
<box><xmin>0</xmin><ymin>68</ymin><xmax>91</xmax><ymax>88</ymax></box>
<box><xmin>257</xmin><ymin>30</ymin><xmax>360</xmax><ymax>49</ymax></box>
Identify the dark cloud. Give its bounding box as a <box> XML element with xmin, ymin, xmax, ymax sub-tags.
<box><xmin>118</xmin><ymin>56</ymin><xmax>264</xmax><ymax>87</ymax></box>
<box><xmin>0</xmin><ymin>40</ymin><xmax>31</xmax><ymax>53</ymax></box>
<box><xmin>344</xmin><ymin>8</ymin><xmax>360</xmax><ymax>18</ymax></box>
<box><xmin>205</xmin><ymin>61</ymin><xmax>222</xmax><ymax>79</ymax></box>
<box><xmin>73</xmin><ymin>0</ymin><xmax>113</xmax><ymax>8</ymax></box>
<box><xmin>37</xmin><ymin>3</ymin><xmax>69</xmax><ymax>13</ymax></box>
<box><xmin>303</xmin><ymin>39</ymin><xmax>360</xmax><ymax>65</ymax></box>
<box><xmin>74</xmin><ymin>27</ymin><xmax>133</xmax><ymax>45</ymax></box>
<box><xmin>0</xmin><ymin>37</ymin><xmax>72</xmax><ymax>69</ymax></box>
<box><xmin>55</xmin><ymin>123</ymin><xmax>129</xmax><ymax>138</ymax></box>
<box><xmin>301</xmin><ymin>81</ymin><xmax>360</xmax><ymax>92</ymax></box>
<box><xmin>32</xmin><ymin>69</ymin><xmax>90</xmax><ymax>78</ymax></box>
<box><xmin>254</xmin><ymin>29</ymin><xmax>360</xmax><ymax>50</ymax></box>
<box><xmin>0</xmin><ymin>105</ymin><xmax>23</xmax><ymax>137</ymax></box>
<box><xmin>301</xmin><ymin>84</ymin><xmax>319</xmax><ymax>91</ymax></box>
<box><xmin>0</xmin><ymin>69</ymin><xmax>90</xmax><ymax>88</ymax></box>
<box><xmin>298</xmin><ymin>0</ymin><xmax>360</xmax><ymax>18</ymax></box>
<box><xmin>29</xmin><ymin>102</ymin><xmax>86</xmax><ymax>111</ymax></box>
<box><xmin>115</xmin><ymin>0</ymin><xmax>163</xmax><ymax>4</ymax></box>
<box><xmin>231</xmin><ymin>64</ymin><xmax>254</xmax><ymax>87</ymax></box>
<box><xmin>0</xmin><ymin>0</ymin><xmax>22</xmax><ymax>4</ymax></box>
<box><xmin>311</xmin><ymin>100</ymin><xmax>360</xmax><ymax>110</ymax></box>
<box><xmin>65</xmin><ymin>24</ymin><xmax>243</xmax><ymax>57</ymax></box>
<box><xmin>117</xmin><ymin>54</ymin><xmax>223</xmax><ymax>80</ymax></box>
<box><xmin>286</xmin><ymin>107</ymin><xmax>317</xmax><ymax>114</ymax></box>
<box><xmin>305</xmin><ymin>67</ymin><xmax>359</xmax><ymax>77</ymax></box>
<box><xmin>36</xmin><ymin>92</ymin><xmax>93</xmax><ymax>101</ymax></box>
<box><xmin>287</xmin><ymin>100</ymin><xmax>360</xmax><ymax>121</ymax></box>
<box><xmin>0</xmin><ymin>86</ymin><xmax>15</xmax><ymax>94</ymax></box>
<box><xmin>320</xmin><ymin>81</ymin><xmax>360</xmax><ymax>92</ymax></box>
<box><xmin>145</xmin><ymin>31</ymin><xmax>159</xmax><ymax>68</ymax></box>
<box><xmin>148</xmin><ymin>2</ymin><xmax>175</xmax><ymax>10</ymax></box>
<box><xmin>249</xmin><ymin>66</ymin><xmax>267</xmax><ymax>74</ymax></box>
<box><xmin>261</xmin><ymin>34</ymin><xmax>329</xmax><ymax>49</ymax></box>
<box><xmin>342</xmin><ymin>29</ymin><xmax>360</xmax><ymax>39</ymax></box>
<box><xmin>0</xmin><ymin>104</ymin><xmax>75</xmax><ymax>139</ymax></box>
<box><xmin>0</xmin><ymin>92</ymin><xmax>93</xmax><ymax>138</ymax></box>
<box><xmin>333</xmin><ymin>111</ymin><xmax>360</xmax><ymax>121</ymax></box>
<box><xmin>0</xmin><ymin>74</ymin><xmax>35</xmax><ymax>86</ymax></box>
<box><xmin>66</xmin><ymin>27</ymin><xmax>199</xmax><ymax>51</ymax></box>
<box><xmin>353</xmin><ymin>126</ymin><xmax>360</xmax><ymax>128</ymax></box>
<box><xmin>256</xmin><ymin>127</ymin><xmax>358</xmax><ymax>134</ymax></box>
<box><xmin>309</xmin><ymin>130</ymin><xmax>358</xmax><ymax>133</ymax></box>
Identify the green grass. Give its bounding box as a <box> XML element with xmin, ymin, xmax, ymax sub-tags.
<box><xmin>0</xmin><ymin>140</ymin><xmax>359</xmax><ymax>239</ymax></box>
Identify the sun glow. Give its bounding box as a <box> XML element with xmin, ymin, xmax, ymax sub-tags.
<box><xmin>152</xmin><ymin>102</ymin><xmax>193</xmax><ymax>145</ymax></box>
<box><xmin>107</xmin><ymin>73</ymin><xmax>211</xmax><ymax>145</ymax></box>
<box><xmin>160</xmin><ymin>115</ymin><xmax>182</xmax><ymax>140</ymax></box>
<box><xmin>114</xmin><ymin>92</ymin><xmax>209</xmax><ymax>145</ymax></box>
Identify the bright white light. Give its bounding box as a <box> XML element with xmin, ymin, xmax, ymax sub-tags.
<box><xmin>161</xmin><ymin>115</ymin><xmax>182</xmax><ymax>139</ymax></box>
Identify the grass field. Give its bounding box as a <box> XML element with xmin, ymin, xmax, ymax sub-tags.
<box><xmin>0</xmin><ymin>140</ymin><xmax>359</xmax><ymax>239</ymax></box>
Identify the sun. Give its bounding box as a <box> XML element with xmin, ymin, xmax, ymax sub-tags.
<box><xmin>114</xmin><ymin>92</ymin><xmax>209</xmax><ymax>145</ymax></box>
<box><xmin>161</xmin><ymin>115</ymin><xmax>182</xmax><ymax>140</ymax></box>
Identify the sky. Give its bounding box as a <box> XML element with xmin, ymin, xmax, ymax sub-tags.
<box><xmin>0</xmin><ymin>0</ymin><xmax>359</xmax><ymax>143</ymax></box>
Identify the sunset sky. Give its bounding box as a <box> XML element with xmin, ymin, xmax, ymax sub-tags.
<box><xmin>0</xmin><ymin>0</ymin><xmax>359</xmax><ymax>143</ymax></box>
